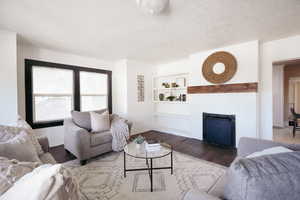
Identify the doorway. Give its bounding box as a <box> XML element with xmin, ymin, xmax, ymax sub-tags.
<box><xmin>273</xmin><ymin>60</ymin><xmax>300</xmax><ymax>144</ymax></box>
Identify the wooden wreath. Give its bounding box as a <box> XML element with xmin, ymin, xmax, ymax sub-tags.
<box><xmin>202</xmin><ymin>51</ymin><xmax>237</xmax><ymax>84</ymax></box>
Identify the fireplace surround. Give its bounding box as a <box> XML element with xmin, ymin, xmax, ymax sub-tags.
<box><xmin>203</xmin><ymin>112</ymin><xmax>236</xmax><ymax>148</ymax></box>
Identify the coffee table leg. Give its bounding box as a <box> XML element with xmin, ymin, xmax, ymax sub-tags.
<box><xmin>150</xmin><ymin>158</ymin><xmax>153</xmax><ymax>192</ymax></box>
<box><xmin>124</xmin><ymin>151</ymin><xmax>126</xmax><ymax>178</ymax></box>
<box><xmin>171</xmin><ymin>151</ymin><xmax>173</xmax><ymax>175</ymax></box>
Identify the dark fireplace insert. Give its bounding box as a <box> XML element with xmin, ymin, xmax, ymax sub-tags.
<box><xmin>203</xmin><ymin>112</ymin><xmax>236</xmax><ymax>148</ymax></box>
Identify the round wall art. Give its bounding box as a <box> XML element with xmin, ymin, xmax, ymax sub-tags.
<box><xmin>202</xmin><ymin>51</ymin><xmax>237</xmax><ymax>84</ymax></box>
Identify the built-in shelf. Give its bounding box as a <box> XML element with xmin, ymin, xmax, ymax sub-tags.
<box><xmin>153</xmin><ymin>101</ymin><xmax>188</xmax><ymax>104</ymax></box>
<box><xmin>153</xmin><ymin>87</ymin><xmax>187</xmax><ymax>91</ymax></box>
<box><xmin>153</xmin><ymin>73</ymin><xmax>189</xmax><ymax>103</ymax></box>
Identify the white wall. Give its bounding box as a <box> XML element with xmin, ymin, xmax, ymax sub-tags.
<box><xmin>0</xmin><ymin>30</ymin><xmax>18</xmax><ymax>125</ymax></box>
<box><xmin>152</xmin><ymin>41</ymin><xmax>259</xmax><ymax>144</ymax></box>
<box><xmin>189</xmin><ymin>41</ymin><xmax>259</xmax><ymax>143</ymax></box>
<box><xmin>272</xmin><ymin>65</ymin><xmax>284</xmax><ymax>127</ymax></box>
<box><xmin>260</xmin><ymin>35</ymin><xmax>300</xmax><ymax>140</ymax></box>
<box><xmin>112</xmin><ymin>59</ymin><xmax>128</xmax><ymax>117</ymax></box>
<box><xmin>113</xmin><ymin>59</ymin><xmax>154</xmax><ymax>135</ymax></box>
<box><xmin>153</xmin><ymin>59</ymin><xmax>191</xmax><ymax>136</ymax></box>
<box><xmin>126</xmin><ymin>60</ymin><xmax>153</xmax><ymax>134</ymax></box>
<box><xmin>17</xmin><ymin>44</ymin><xmax>112</xmax><ymax>147</ymax></box>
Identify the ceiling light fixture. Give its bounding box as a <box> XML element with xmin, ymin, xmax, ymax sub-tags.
<box><xmin>136</xmin><ymin>0</ymin><xmax>169</xmax><ymax>15</ymax></box>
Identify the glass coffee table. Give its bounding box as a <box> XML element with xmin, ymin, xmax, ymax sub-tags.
<box><xmin>123</xmin><ymin>142</ymin><xmax>173</xmax><ymax>192</ymax></box>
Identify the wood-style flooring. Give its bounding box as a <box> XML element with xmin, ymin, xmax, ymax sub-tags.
<box><xmin>50</xmin><ymin>130</ymin><xmax>236</xmax><ymax>167</ymax></box>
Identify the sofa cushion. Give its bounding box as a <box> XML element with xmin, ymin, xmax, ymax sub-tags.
<box><xmin>0</xmin><ymin>131</ymin><xmax>41</xmax><ymax>162</ymax></box>
<box><xmin>0</xmin><ymin>164</ymin><xmax>62</xmax><ymax>200</ymax></box>
<box><xmin>71</xmin><ymin>109</ymin><xmax>107</xmax><ymax>131</ymax></box>
<box><xmin>0</xmin><ymin>157</ymin><xmax>40</xmax><ymax>196</ymax></box>
<box><xmin>224</xmin><ymin>151</ymin><xmax>300</xmax><ymax>200</ymax></box>
<box><xmin>246</xmin><ymin>146</ymin><xmax>293</xmax><ymax>158</ymax></box>
<box><xmin>90</xmin><ymin>111</ymin><xmax>110</xmax><ymax>132</ymax></box>
<box><xmin>90</xmin><ymin>131</ymin><xmax>112</xmax><ymax>146</ymax></box>
<box><xmin>0</xmin><ymin>124</ymin><xmax>44</xmax><ymax>156</ymax></box>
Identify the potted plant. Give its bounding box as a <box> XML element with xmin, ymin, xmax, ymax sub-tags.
<box><xmin>166</xmin><ymin>95</ymin><xmax>176</xmax><ymax>101</ymax></box>
<box><xmin>162</xmin><ymin>83</ymin><xmax>170</xmax><ymax>88</ymax></box>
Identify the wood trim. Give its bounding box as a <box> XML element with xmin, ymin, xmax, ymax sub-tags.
<box><xmin>273</xmin><ymin>58</ymin><xmax>300</xmax><ymax>66</ymax></box>
<box><xmin>188</xmin><ymin>82</ymin><xmax>258</xmax><ymax>94</ymax></box>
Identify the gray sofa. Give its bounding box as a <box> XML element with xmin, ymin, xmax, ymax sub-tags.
<box><xmin>64</xmin><ymin>116</ymin><xmax>132</xmax><ymax>165</ymax></box>
<box><xmin>183</xmin><ymin>137</ymin><xmax>300</xmax><ymax>200</ymax></box>
<box><xmin>36</xmin><ymin>136</ymin><xmax>57</xmax><ymax>164</ymax></box>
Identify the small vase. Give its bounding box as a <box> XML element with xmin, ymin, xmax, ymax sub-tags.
<box><xmin>159</xmin><ymin>93</ymin><xmax>165</xmax><ymax>101</ymax></box>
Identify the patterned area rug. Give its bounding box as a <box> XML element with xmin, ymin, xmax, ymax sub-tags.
<box><xmin>64</xmin><ymin>151</ymin><xmax>226</xmax><ymax>200</ymax></box>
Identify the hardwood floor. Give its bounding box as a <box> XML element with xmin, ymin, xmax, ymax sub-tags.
<box><xmin>50</xmin><ymin>130</ymin><xmax>237</xmax><ymax>167</ymax></box>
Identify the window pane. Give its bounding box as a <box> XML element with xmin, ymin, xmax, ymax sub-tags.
<box><xmin>33</xmin><ymin>66</ymin><xmax>73</xmax><ymax>94</ymax></box>
<box><xmin>80</xmin><ymin>72</ymin><xmax>107</xmax><ymax>95</ymax></box>
<box><xmin>34</xmin><ymin>96</ymin><xmax>72</xmax><ymax>122</ymax></box>
<box><xmin>80</xmin><ymin>72</ymin><xmax>108</xmax><ymax>111</ymax></box>
<box><xmin>32</xmin><ymin>66</ymin><xmax>73</xmax><ymax>122</ymax></box>
<box><xmin>81</xmin><ymin>96</ymin><xmax>107</xmax><ymax>112</ymax></box>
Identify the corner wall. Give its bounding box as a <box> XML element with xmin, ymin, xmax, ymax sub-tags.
<box><xmin>260</xmin><ymin>35</ymin><xmax>300</xmax><ymax>140</ymax></box>
<box><xmin>0</xmin><ymin>30</ymin><xmax>17</xmax><ymax>125</ymax></box>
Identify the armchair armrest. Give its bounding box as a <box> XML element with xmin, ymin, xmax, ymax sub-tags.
<box><xmin>238</xmin><ymin>137</ymin><xmax>300</xmax><ymax>157</ymax></box>
<box><xmin>64</xmin><ymin>118</ymin><xmax>91</xmax><ymax>160</ymax></box>
<box><xmin>38</xmin><ymin>136</ymin><xmax>50</xmax><ymax>153</ymax></box>
<box><xmin>125</xmin><ymin>120</ymin><xmax>133</xmax><ymax>134</ymax></box>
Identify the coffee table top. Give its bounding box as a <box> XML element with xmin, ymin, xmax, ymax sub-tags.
<box><xmin>124</xmin><ymin>142</ymin><xmax>172</xmax><ymax>159</ymax></box>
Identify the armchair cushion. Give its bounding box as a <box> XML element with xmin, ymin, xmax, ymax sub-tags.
<box><xmin>90</xmin><ymin>111</ymin><xmax>110</xmax><ymax>132</ymax></box>
<box><xmin>71</xmin><ymin>109</ymin><xmax>107</xmax><ymax>131</ymax></box>
<box><xmin>90</xmin><ymin>131</ymin><xmax>112</xmax><ymax>146</ymax></box>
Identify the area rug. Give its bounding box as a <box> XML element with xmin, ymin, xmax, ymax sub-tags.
<box><xmin>64</xmin><ymin>151</ymin><xmax>226</xmax><ymax>200</ymax></box>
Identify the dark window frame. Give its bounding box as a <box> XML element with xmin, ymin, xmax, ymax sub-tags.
<box><xmin>25</xmin><ymin>59</ymin><xmax>112</xmax><ymax>129</ymax></box>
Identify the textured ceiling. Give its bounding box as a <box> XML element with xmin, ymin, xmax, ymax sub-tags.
<box><xmin>1</xmin><ymin>0</ymin><xmax>300</xmax><ymax>63</ymax></box>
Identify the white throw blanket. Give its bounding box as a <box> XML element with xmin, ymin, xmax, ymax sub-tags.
<box><xmin>110</xmin><ymin>116</ymin><xmax>129</xmax><ymax>152</ymax></box>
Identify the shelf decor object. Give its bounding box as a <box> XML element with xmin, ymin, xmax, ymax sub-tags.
<box><xmin>202</xmin><ymin>51</ymin><xmax>237</xmax><ymax>84</ymax></box>
<box><xmin>153</xmin><ymin>73</ymin><xmax>188</xmax><ymax>103</ymax></box>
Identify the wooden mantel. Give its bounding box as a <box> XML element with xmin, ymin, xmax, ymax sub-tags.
<box><xmin>188</xmin><ymin>82</ymin><xmax>258</xmax><ymax>94</ymax></box>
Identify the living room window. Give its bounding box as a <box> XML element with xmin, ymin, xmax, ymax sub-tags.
<box><xmin>80</xmin><ymin>71</ymin><xmax>108</xmax><ymax>112</ymax></box>
<box><xmin>25</xmin><ymin>59</ymin><xmax>112</xmax><ymax>129</ymax></box>
<box><xmin>32</xmin><ymin>66</ymin><xmax>74</xmax><ymax>123</ymax></box>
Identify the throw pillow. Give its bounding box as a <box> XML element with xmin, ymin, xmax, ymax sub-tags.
<box><xmin>0</xmin><ymin>157</ymin><xmax>40</xmax><ymax>196</ymax></box>
<box><xmin>246</xmin><ymin>146</ymin><xmax>293</xmax><ymax>158</ymax></box>
<box><xmin>90</xmin><ymin>111</ymin><xmax>110</xmax><ymax>132</ymax></box>
<box><xmin>224</xmin><ymin>151</ymin><xmax>300</xmax><ymax>200</ymax></box>
<box><xmin>0</xmin><ymin>164</ymin><xmax>62</xmax><ymax>200</ymax></box>
<box><xmin>0</xmin><ymin>124</ymin><xmax>44</xmax><ymax>156</ymax></box>
<box><xmin>71</xmin><ymin>109</ymin><xmax>107</xmax><ymax>130</ymax></box>
<box><xmin>0</xmin><ymin>164</ymin><xmax>80</xmax><ymax>200</ymax></box>
<box><xmin>0</xmin><ymin>131</ymin><xmax>41</xmax><ymax>162</ymax></box>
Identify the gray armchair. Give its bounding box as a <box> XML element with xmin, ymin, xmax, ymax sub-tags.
<box><xmin>64</xmin><ymin>117</ymin><xmax>132</xmax><ymax>165</ymax></box>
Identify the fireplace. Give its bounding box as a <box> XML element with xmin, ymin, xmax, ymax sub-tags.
<box><xmin>203</xmin><ymin>112</ymin><xmax>236</xmax><ymax>148</ymax></box>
